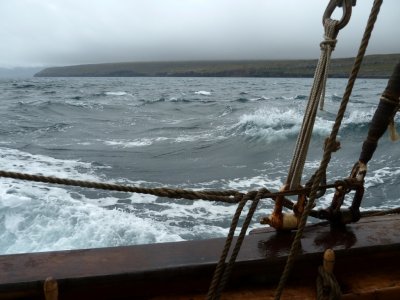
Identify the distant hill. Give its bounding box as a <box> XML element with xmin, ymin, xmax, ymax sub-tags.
<box><xmin>34</xmin><ymin>53</ymin><xmax>400</xmax><ymax>78</ymax></box>
<box><xmin>0</xmin><ymin>67</ymin><xmax>43</xmax><ymax>78</ymax></box>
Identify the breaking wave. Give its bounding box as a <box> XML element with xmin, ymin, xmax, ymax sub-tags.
<box><xmin>231</xmin><ymin>107</ymin><xmax>332</xmax><ymax>142</ymax></box>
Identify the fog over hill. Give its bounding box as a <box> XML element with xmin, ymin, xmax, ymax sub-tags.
<box><xmin>0</xmin><ymin>67</ymin><xmax>43</xmax><ymax>78</ymax></box>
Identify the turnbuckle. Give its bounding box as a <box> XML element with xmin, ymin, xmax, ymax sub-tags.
<box><xmin>323</xmin><ymin>0</ymin><xmax>355</xmax><ymax>30</ymax></box>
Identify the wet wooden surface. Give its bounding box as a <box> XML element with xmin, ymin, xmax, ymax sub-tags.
<box><xmin>0</xmin><ymin>214</ymin><xmax>399</xmax><ymax>299</ymax></box>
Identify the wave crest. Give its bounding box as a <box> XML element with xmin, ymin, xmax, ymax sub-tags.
<box><xmin>232</xmin><ymin>108</ymin><xmax>332</xmax><ymax>142</ymax></box>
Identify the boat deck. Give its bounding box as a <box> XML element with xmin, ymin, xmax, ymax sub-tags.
<box><xmin>0</xmin><ymin>214</ymin><xmax>400</xmax><ymax>299</ymax></box>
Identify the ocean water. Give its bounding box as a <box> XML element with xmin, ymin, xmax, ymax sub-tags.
<box><xmin>0</xmin><ymin>77</ymin><xmax>399</xmax><ymax>255</ymax></box>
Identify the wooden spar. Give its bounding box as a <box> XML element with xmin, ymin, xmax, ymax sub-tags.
<box><xmin>0</xmin><ymin>214</ymin><xmax>399</xmax><ymax>299</ymax></box>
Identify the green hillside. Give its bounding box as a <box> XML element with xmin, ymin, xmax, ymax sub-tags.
<box><xmin>35</xmin><ymin>53</ymin><xmax>400</xmax><ymax>78</ymax></box>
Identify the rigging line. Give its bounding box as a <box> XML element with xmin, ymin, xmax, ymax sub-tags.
<box><xmin>0</xmin><ymin>170</ymin><xmax>238</xmax><ymax>202</ymax></box>
<box><xmin>0</xmin><ymin>169</ymin><xmax>359</xmax><ymax>205</ymax></box>
<box><xmin>286</xmin><ymin>19</ymin><xmax>338</xmax><ymax>190</ymax></box>
<box><xmin>274</xmin><ymin>1</ymin><xmax>384</xmax><ymax>299</ymax></box>
<box><xmin>206</xmin><ymin>189</ymin><xmax>264</xmax><ymax>300</ymax></box>
<box><xmin>206</xmin><ymin>195</ymin><xmax>249</xmax><ymax>300</ymax></box>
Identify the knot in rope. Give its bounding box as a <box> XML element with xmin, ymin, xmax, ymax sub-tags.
<box><xmin>320</xmin><ymin>36</ymin><xmax>337</xmax><ymax>51</ymax></box>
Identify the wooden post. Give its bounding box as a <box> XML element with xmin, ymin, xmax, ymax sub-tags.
<box><xmin>44</xmin><ymin>277</ymin><xmax>58</xmax><ymax>300</ymax></box>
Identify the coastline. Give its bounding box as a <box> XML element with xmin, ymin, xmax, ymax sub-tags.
<box><xmin>34</xmin><ymin>53</ymin><xmax>400</xmax><ymax>79</ymax></box>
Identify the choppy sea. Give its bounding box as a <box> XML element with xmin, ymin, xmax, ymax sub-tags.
<box><xmin>0</xmin><ymin>77</ymin><xmax>399</xmax><ymax>254</ymax></box>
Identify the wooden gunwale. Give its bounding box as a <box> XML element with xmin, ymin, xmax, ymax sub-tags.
<box><xmin>0</xmin><ymin>214</ymin><xmax>399</xmax><ymax>299</ymax></box>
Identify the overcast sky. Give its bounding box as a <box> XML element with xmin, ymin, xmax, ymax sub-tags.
<box><xmin>0</xmin><ymin>0</ymin><xmax>399</xmax><ymax>68</ymax></box>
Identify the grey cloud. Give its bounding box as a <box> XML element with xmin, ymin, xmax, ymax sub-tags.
<box><xmin>0</xmin><ymin>0</ymin><xmax>398</xmax><ymax>68</ymax></box>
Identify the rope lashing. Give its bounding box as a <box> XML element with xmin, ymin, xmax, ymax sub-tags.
<box><xmin>264</xmin><ymin>15</ymin><xmax>341</xmax><ymax>231</ymax></box>
<box><xmin>274</xmin><ymin>0</ymin><xmax>383</xmax><ymax>299</ymax></box>
<box><xmin>318</xmin><ymin>163</ymin><xmax>366</xmax><ymax>224</ymax></box>
<box><xmin>287</xmin><ymin>19</ymin><xmax>338</xmax><ymax>191</ymax></box>
<box><xmin>316</xmin><ymin>249</ymin><xmax>341</xmax><ymax>300</ymax></box>
<box><xmin>318</xmin><ymin>33</ymin><xmax>338</xmax><ymax>111</ymax></box>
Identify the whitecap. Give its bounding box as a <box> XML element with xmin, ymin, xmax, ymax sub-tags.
<box><xmin>103</xmin><ymin>137</ymin><xmax>169</xmax><ymax>148</ymax></box>
<box><xmin>105</xmin><ymin>91</ymin><xmax>129</xmax><ymax>96</ymax></box>
<box><xmin>104</xmin><ymin>139</ymin><xmax>153</xmax><ymax>147</ymax></box>
<box><xmin>225</xmin><ymin>175</ymin><xmax>282</xmax><ymax>192</ymax></box>
<box><xmin>233</xmin><ymin>107</ymin><xmax>332</xmax><ymax>142</ymax></box>
<box><xmin>249</xmin><ymin>96</ymin><xmax>270</xmax><ymax>101</ymax></box>
<box><xmin>4</xmin><ymin>213</ymin><xmax>25</xmax><ymax>233</ymax></box>
<box><xmin>0</xmin><ymin>183</ymin><xmax>186</xmax><ymax>254</ymax></box>
<box><xmin>343</xmin><ymin>109</ymin><xmax>374</xmax><ymax>126</ymax></box>
<box><xmin>0</xmin><ymin>147</ymin><xmax>101</xmax><ymax>181</ymax></box>
<box><xmin>195</xmin><ymin>91</ymin><xmax>211</xmax><ymax>96</ymax></box>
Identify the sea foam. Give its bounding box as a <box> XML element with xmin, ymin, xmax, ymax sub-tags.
<box><xmin>195</xmin><ymin>91</ymin><xmax>211</xmax><ymax>96</ymax></box>
<box><xmin>234</xmin><ymin>107</ymin><xmax>332</xmax><ymax>142</ymax></box>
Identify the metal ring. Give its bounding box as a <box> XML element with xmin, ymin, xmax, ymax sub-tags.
<box><xmin>322</xmin><ymin>0</ymin><xmax>353</xmax><ymax>30</ymax></box>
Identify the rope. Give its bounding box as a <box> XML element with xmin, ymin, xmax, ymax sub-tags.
<box><xmin>0</xmin><ymin>169</ymin><xmax>355</xmax><ymax>205</ymax></box>
<box><xmin>274</xmin><ymin>1</ymin><xmax>383</xmax><ymax>299</ymax></box>
<box><xmin>206</xmin><ymin>195</ymin><xmax>249</xmax><ymax>300</ymax></box>
<box><xmin>206</xmin><ymin>188</ymin><xmax>265</xmax><ymax>300</ymax></box>
<box><xmin>0</xmin><ymin>170</ymin><xmax>239</xmax><ymax>203</ymax></box>
<box><xmin>316</xmin><ymin>266</ymin><xmax>342</xmax><ymax>300</ymax></box>
<box><xmin>286</xmin><ymin>19</ymin><xmax>338</xmax><ymax>190</ymax></box>
<box><xmin>2</xmin><ymin>169</ymin><xmax>397</xmax><ymax>221</ymax></box>
<box><xmin>213</xmin><ymin>189</ymin><xmax>264</xmax><ymax>298</ymax></box>
<box><xmin>7</xmin><ymin>168</ymin><xmax>396</xmax><ymax>221</ymax></box>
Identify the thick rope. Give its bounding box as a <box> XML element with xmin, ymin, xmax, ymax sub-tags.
<box><xmin>0</xmin><ymin>169</ymin><xmax>349</xmax><ymax>205</ymax></box>
<box><xmin>274</xmin><ymin>1</ymin><xmax>383</xmax><ymax>299</ymax></box>
<box><xmin>286</xmin><ymin>19</ymin><xmax>339</xmax><ymax>190</ymax></box>
<box><xmin>213</xmin><ymin>189</ymin><xmax>265</xmax><ymax>299</ymax></box>
<box><xmin>206</xmin><ymin>195</ymin><xmax>249</xmax><ymax>300</ymax></box>
<box><xmin>6</xmin><ymin>168</ymin><xmax>394</xmax><ymax>221</ymax></box>
<box><xmin>2</xmin><ymin>168</ymin><xmax>397</xmax><ymax>221</ymax></box>
<box><xmin>316</xmin><ymin>266</ymin><xmax>342</xmax><ymax>300</ymax></box>
<box><xmin>0</xmin><ymin>170</ymin><xmax>238</xmax><ymax>202</ymax></box>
